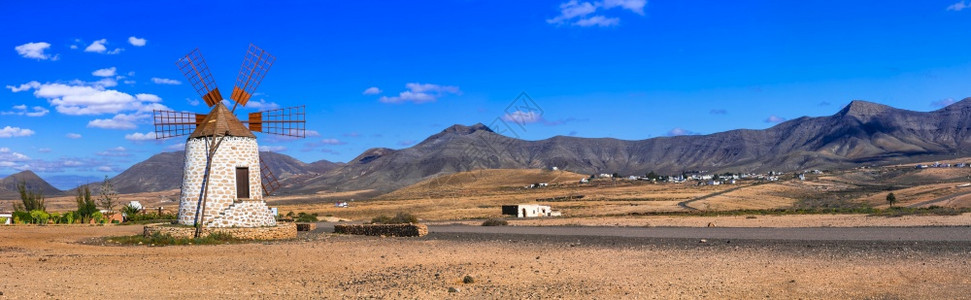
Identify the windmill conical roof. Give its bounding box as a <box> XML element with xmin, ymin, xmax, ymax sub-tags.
<box><xmin>189</xmin><ymin>102</ymin><xmax>256</xmax><ymax>139</ymax></box>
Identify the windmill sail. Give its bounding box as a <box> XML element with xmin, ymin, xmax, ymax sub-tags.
<box><xmin>246</xmin><ymin>105</ymin><xmax>306</xmax><ymax>137</ymax></box>
<box><xmin>177</xmin><ymin>49</ymin><xmax>222</xmax><ymax>107</ymax></box>
<box><xmin>230</xmin><ymin>44</ymin><xmax>276</xmax><ymax>108</ymax></box>
<box><xmin>153</xmin><ymin>109</ymin><xmax>206</xmax><ymax>139</ymax></box>
<box><xmin>259</xmin><ymin>157</ymin><xmax>281</xmax><ymax>196</ymax></box>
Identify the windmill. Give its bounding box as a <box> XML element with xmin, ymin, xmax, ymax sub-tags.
<box><xmin>152</xmin><ymin>44</ymin><xmax>306</xmax><ymax>236</ymax></box>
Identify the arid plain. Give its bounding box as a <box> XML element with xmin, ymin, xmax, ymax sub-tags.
<box><xmin>2</xmin><ymin>160</ymin><xmax>971</xmax><ymax>298</ymax></box>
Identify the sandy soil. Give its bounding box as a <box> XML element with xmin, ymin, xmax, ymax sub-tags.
<box><xmin>1</xmin><ymin>225</ymin><xmax>969</xmax><ymax>299</ymax></box>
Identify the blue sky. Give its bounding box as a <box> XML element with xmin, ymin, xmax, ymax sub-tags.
<box><xmin>4</xmin><ymin>1</ymin><xmax>971</xmax><ymax>187</ymax></box>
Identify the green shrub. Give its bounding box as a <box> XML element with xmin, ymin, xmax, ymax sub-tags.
<box><xmin>0</xmin><ymin>217</ymin><xmax>7</xmax><ymax>224</ymax></box>
<box><xmin>29</xmin><ymin>210</ymin><xmax>49</xmax><ymax>224</ymax></box>
<box><xmin>63</xmin><ymin>211</ymin><xmax>76</xmax><ymax>224</ymax></box>
<box><xmin>296</xmin><ymin>212</ymin><xmax>319</xmax><ymax>222</ymax></box>
<box><xmin>12</xmin><ymin>211</ymin><xmax>30</xmax><ymax>224</ymax></box>
<box><xmin>92</xmin><ymin>211</ymin><xmax>104</xmax><ymax>224</ymax></box>
<box><xmin>75</xmin><ymin>186</ymin><xmax>97</xmax><ymax>223</ymax></box>
<box><xmin>121</xmin><ymin>211</ymin><xmax>177</xmax><ymax>224</ymax></box>
<box><xmin>481</xmin><ymin>218</ymin><xmax>509</xmax><ymax>226</ymax></box>
<box><xmin>372</xmin><ymin>212</ymin><xmax>419</xmax><ymax>224</ymax></box>
<box><xmin>108</xmin><ymin>231</ymin><xmax>240</xmax><ymax>246</ymax></box>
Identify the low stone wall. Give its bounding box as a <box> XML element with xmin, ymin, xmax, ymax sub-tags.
<box><xmin>143</xmin><ymin>222</ymin><xmax>296</xmax><ymax>240</ymax></box>
<box><xmin>296</xmin><ymin>223</ymin><xmax>316</xmax><ymax>231</ymax></box>
<box><xmin>334</xmin><ymin>223</ymin><xmax>428</xmax><ymax>237</ymax></box>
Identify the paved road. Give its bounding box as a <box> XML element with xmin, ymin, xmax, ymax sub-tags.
<box><xmin>426</xmin><ymin>225</ymin><xmax>971</xmax><ymax>242</ymax></box>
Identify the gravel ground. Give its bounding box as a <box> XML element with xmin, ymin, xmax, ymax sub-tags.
<box><xmin>1</xmin><ymin>225</ymin><xmax>969</xmax><ymax>299</ymax></box>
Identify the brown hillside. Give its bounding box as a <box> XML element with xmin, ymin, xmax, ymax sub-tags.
<box><xmin>378</xmin><ymin>169</ymin><xmax>588</xmax><ymax>200</ymax></box>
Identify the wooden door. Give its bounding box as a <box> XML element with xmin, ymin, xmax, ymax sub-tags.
<box><xmin>236</xmin><ymin>167</ymin><xmax>250</xmax><ymax>199</ymax></box>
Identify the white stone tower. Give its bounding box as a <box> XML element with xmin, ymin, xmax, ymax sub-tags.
<box><xmin>177</xmin><ymin>103</ymin><xmax>276</xmax><ymax>227</ymax></box>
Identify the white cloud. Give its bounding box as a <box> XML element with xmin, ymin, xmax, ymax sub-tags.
<box><xmin>320</xmin><ymin>138</ymin><xmax>346</xmax><ymax>145</ymax></box>
<box><xmin>37</xmin><ymin>148</ymin><xmax>51</xmax><ymax>153</ymax></box>
<box><xmin>363</xmin><ymin>87</ymin><xmax>382</xmax><ymax>95</ymax></box>
<box><xmin>8</xmin><ymin>80</ymin><xmax>167</xmax><ymax>116</ymax></box>
<box><xmin>106</xmin><ymin>48</ymin><xmax>124</xmax><ymax>55</ymax></box>
<box><xmin>0</xmin><ymin>147</ymin><xmax>29</xmax><ymax>159</ymax></box>
<box><xmin>397</xmin><ymin>140</ymin><xmax>416</xmax><ymax>146</ymax></box>
<box><xmin>128</xmin><ymin>36</ymin><xmax>147</xmax><ymax>46</ymax></box>
<box><xmin>603</xmin><ymin>0</ymin><xmax>646</xmax><ymax>14</ymax></box>
<box><xmin>165</xmin><ymin>142</ymin><xmax>186</xmax><ymax>151</ymax></box>
<box><xmin>306</xmin><ymin>130</ymin><xmax>321</xmax><ymax>137</ymax></box>
<box><xmin>378</xmin><ymin>83</ymin><xmax>460</xmax><ymax>104</ymax></box>
<box><xmin>85</xmin><ymin>39</ymin><xmax>108</xmax><ymax>53</ymax></box>
<box><xmin>765</xmin><ymin>115</ymin><xmax>787</xmax><ymax>123</ymax></box>
<box><xmin>96</xmin><ymin>146</ymin><xmax>129</xmax><ymax>157</ymax></box>
<box><xmin>0</xmin><ymin>126</ymin><xmax>35</xmax><ymax>138</ymax></box>
<box><xmin>97</xmin><ymin>166</ymin><xmax>115</xmax><ymax>172</ymax></box>
<box><xmin>931</xmin><ymin>98</ymin><xmax>956</xmax><ymax>108</ymax></box>
<box><xmin>259</xmin><ymin>145</ymin><xmax>287</xmax><ymax>152</ymax></box>
<box><xmin>547</xmin><ymin>0</ymin><xmax>646</xmax><ymax>27</ymax></box>
<box><xmin>1</xmin><ymin>105</ymin><xmax>49</xmax><ymax>117</ymax></box>
<box><xmin>244</xmin><ymin>99</ymin><xmax>280</xmax><ymax>110</ymax></box>
<box><xmin>66</xmin><ymin>133</ymin><xmax>82</xmax><ymax>139</ymax></box>
<box><xmin>502</xmin><ymin>111</ymin><xmax>543</xmax><ymax>124</ymax></box>
<box><xmin>948</xmin><ymin>1</ymin><xmax>970</xmax><ymax>11</ymax></box>
<box><xmin>6</xmin><ymin>81</ymin><xmax>40</xmax><ymax>92</ymax></box>
<box><xmin>92</xmin><ymin>67</ymin><xmax>117</xmax><ymax>77</ymax></box>
<box><xmin>666</xmin><ymin>128</ymin><xmax>698</xmax><ymax>136</ymax></box>
<box><xmin>547</xmin><ymin>1</ymin><xmax>598</xmax><ymax>24</ymax></box>
<box><xmin>124</xmin><ymin>131</ymin><xmax>158</xmax><ymax>141</ymax></box>
<box><xmin>15</xmin><ymin>42</ymin><xmax>58</xmax><ymax>60</ymax></box>
<box><xmin>151</xmin><ymin>77</ymin><xmax>181</xmax><ymax>85</ymax></box>
<box><xmin>87</xmin><ymin>113</ymin><xmax>141</xmax><ymax>129</ymax></box>
<box><xmin>574</xmin><ymin>15</ymin><xmax>620</xmax><ymax>27</ymax></box>
<box><xmin>135</xmin><ymin>93</ymin><xmax>161</xmax><ymax>102</ymax></box>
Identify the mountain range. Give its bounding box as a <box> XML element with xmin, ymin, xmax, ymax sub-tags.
<box><xmin>4</xmin><ymin>99</ymin><xmax>971</xmax><ymax>197</ymax></box>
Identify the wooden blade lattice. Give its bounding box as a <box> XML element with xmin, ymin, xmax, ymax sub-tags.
<box><xmin>231</xmin><ymin>44</ymin><xmax>276</xmax><ymax>108</ymax></box>
<box><xmin>177</xmin><ymin>49</ymin><xmax>222</xmax><ymax>107</ymax></box>
<box><xmin>259</xmin><ymin>157</ymin><xmax>281</xmax><ymax>196</ymax></box>
<box><xmin>247</xmin><ymin>105</ymin><xmax>306</xmax><ymax>137</ymax></box>
<box><xmin>153</xmin><ymin>110</ymin><xmax>206</xmax><ymax>139</ymax></box>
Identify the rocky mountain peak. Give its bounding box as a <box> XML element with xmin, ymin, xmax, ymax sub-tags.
<box><xmin>837</xmin><ymin>100</ymin><xmax>893</xmax><ymax>121</ymax></box>
<box><xmin>441</xmin><ymin>123</ymin><xmax>493</xmax><ymax>135</ymax></box>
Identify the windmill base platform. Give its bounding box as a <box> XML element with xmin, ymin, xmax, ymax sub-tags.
<box><xmin>143</xmin><ymin>222</ymin><xmax>297</xmax><ymax>240</ymax></box>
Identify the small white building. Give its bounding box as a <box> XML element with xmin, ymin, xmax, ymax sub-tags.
<box><xmin>502</xmin><ymin>204</ymin><xmax>558</xmax><ymax>218</ymax></box>
<box><xmin>0</xmin><ymin>213</ymin><xmax>11</xmax><ymax>225</ymax></box>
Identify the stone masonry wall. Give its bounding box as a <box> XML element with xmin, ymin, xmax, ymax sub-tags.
<box><xmin>178</xmin><ymin>136</ymin><xmax>274</xmax><ymax>228</ymax></box>
<box><xmin>208</xmin><ymin>200</ymin><xmax>277</xmax><ymax>227</ymax></box>
<box><xmin>334</xmin><ymin>223</ymin><xmax>429</xmax><ymax>237</ymax></box>
<box><xmin>144</xmin><ymin>222</ymin><xmax>296</xmax><ymax>240</ymax></box>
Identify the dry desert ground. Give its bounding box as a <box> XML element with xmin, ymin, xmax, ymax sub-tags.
<box><xmin>1</xmin><ymin>224</ymin><xmax>970</xmax><ymax>299</ymax></box>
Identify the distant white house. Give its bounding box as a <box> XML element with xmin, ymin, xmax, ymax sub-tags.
<box><xmin>502</xmin><ymin>204</ymin><xmax>559</xmax><ymax>218</ymax></box>
<box><xmin>580</xmin><ymin>178</ymin><xmax>589</xmax><ymax>183</ymax></box>
<box><xmin>0</xmin><ymin>213</ymin><xmax>11</xmax><ymax>225</ymax></box>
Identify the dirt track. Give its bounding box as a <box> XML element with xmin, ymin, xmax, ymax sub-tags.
<box><xmin>1</xmin><ymin>224</ymin><xmax>970</xmax><ymax>299</ymax></box>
